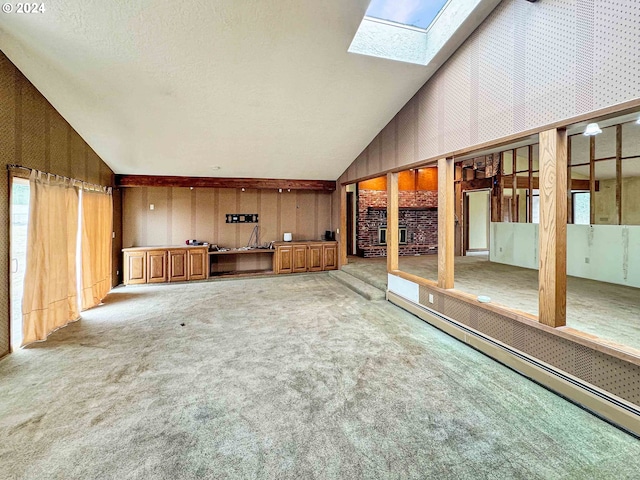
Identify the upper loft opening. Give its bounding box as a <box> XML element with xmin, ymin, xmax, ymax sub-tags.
<box><xmin>348</xmin><ymin>0</ymin><xmax>500</xmax><ymax>65</ymax></box>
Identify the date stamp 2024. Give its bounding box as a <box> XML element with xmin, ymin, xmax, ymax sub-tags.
<box><xmin>2</xmin><ymin>3</ymin><xmax>46</xmax><ymax>14</ymax></box>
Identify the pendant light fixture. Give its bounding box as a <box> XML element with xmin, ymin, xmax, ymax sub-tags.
<box><xmin>583</xmin><ymin>123</ymin><xmax>602</xmax><ymax>136</ymax></box>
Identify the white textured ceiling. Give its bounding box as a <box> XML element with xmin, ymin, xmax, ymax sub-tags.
<box><xmin>0</xmin><ymin>0</ymin><xmax>492</xmax><ymax>180</ymax></box>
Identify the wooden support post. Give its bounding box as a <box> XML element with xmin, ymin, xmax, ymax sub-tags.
<box><xmin>538</xmin><ymin>128</ymin><xmax>567</xmax><ymax>328</ymax></box>
<box><xmin>438</xmin><ymin>158</ymin><xmax>454</xmax><ymax>289</ymax></box>
<box><xmin>616</xmin><ymin>125</ymin><xmax>622</xmax><ymax>225</ymax></box>
<box><xmin>512</xmin><ymin>149</ymin><xmax>518</xmax><ymax>222</ymax></box>
<box><xmin>455</xmin><ymin>165</ymin><xmax>463</xmax><ymax>256</ymax></box>
<box><xmin>589</xmin><ymin>136</ymin><xmax>596</xmax><ymax>225</ymax></box>
<box><xmin>567</xmin><ymin>136</ymin><xmax>573</xmax><ymax>224</ymax></box>
<box><xmin>528</xmin><ymin>145</ymin><xmax>533</xmax><ymax>223</ymax></box>
<box><xmin>339</xmin><ymin>184</ymin><xmax>347</xmax><ymax>267</ymax></box>
<box><xmin>387</xmin><ymin>172</ymin><xmax>399</xmax><ymax>272</ymax></box>
<box><xmin>493</xmin><ymin>155</ymin><xmax>503</xmax><ymax>222</ymax></box>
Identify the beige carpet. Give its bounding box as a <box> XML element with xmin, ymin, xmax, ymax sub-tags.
<box><xmin>1</xmin><ymin>273</ymin><xmax>639</xmax><ymax>479</ymax></box>
<box><xmin>343</xmin><ymin>255</ymin><xmax>640</xmax><ymax>351</ymax></box>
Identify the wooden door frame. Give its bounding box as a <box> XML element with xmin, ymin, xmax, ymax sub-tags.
<box><xmin>346</xmin><ymin>191</ymin><xmax>355</xmax><ymax>255</ymax></box>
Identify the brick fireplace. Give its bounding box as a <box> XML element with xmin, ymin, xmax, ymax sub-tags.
<box><xmin>357</xmin><ymin>188</ymin><xmax>438</xmax><ymax>258</ymax></box>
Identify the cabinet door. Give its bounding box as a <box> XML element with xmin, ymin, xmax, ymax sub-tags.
<box><xmin>307</xmin><ymin>244</ymin><xmax>323</xmax><ymax>272</ymax></box>
<box><xmin>147</xmin><ymin>250</ymin><xmax>168</xmax><ymax>283</ymax></box>
<box><xmin>276</xmin><ymin>246</ymin><xmax>292</xmax><ymax>274</ymax></box>
<box><xmin>168</xmin><ymin>250</ymin><xmax>188</xmax><ymax>282</ymax></box>
<box><xmin>323</xmin><ymin>244</ymin><xmax>338</xmax><ymax>271</ymax></box>
<box><xmin>124</xmin><ymin>252</ymin><xmax>146</xmax><ymax>285</ymax></box>
<box><xmin>292</xmin><ymin>245</ymin><xmax>308</xmax><ymax>273</ymax></box>
<box><xmin>188</xmin><ymin>248</ymin><xmax>208</xmax><ymax>281</ymax></box>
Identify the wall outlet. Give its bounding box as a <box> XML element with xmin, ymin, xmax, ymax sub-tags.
<box><xmin>112</xmin><ymin>231</ymin><xmax>116</xmax><ymax>239</ymax></box>
<box><xmin>585</xmin><ymin>257</ymin><xmax>590</xmax><ymax>264</ymax></box>
<box><xmin>150</xmin><ymin>204</ymin><xmax>155</xmax><ymax>210</ymax></box>
<box><xmin>428</xmin><ymin>293</ymin><xmax>434</xmax><ymax>304</ymax></box>
<box><xmin>336</xmin><ymin>228</ymin><xmax>340</xmax><ymax>234</ymax></box>
<box><xmin>499</xmin><ymin>247</ymin><xmax>503</xmax><ymax>252</ymax></box>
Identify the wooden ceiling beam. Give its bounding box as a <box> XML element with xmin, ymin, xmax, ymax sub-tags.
<box><xmin>116</xmin><ymin>175</ymin><xmax>336</xmax><ymax>191</ymax></box>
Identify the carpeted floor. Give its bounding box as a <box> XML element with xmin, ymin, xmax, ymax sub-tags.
<box><xmin>1</xmin><ymin>273</ymin><xmax>639</xmax><ymax>479</ymax></box>
<box><xmin>342</xmin><ymin>255</ymin><xmax>640</xmax><ymax>351</ymax></box>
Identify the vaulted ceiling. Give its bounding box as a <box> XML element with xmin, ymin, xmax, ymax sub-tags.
<box><xmin>0</xmin><ymin>0</ymin><xmax>496</xmax><ymax>180</ymax></box>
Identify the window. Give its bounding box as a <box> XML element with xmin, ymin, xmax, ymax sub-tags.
<box><xmin>572</xmin><ymin>192</ymin><xmax>590</xmax><ymax>225</ymax></box>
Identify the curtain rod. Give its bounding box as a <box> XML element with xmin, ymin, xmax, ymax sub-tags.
<box><xmin>7</xmin><ymin>164</ymin><xmax>112</xmax><ymax>193</ymax></box>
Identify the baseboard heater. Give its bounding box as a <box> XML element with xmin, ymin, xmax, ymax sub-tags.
<box><xmin>387</xmin><ymin>290</ymin><xmax>640</xmax><ymax>438</ymax></box>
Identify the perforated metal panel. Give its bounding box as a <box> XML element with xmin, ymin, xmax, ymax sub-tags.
<box><xmin>476</xmin><ymin>0</ymin><xmax>515</xmax><ymax>144</ymax></box>
<box><xmin>397</xmin><ymin>99</ymin><xmax>416</xmax><ymax>167</ymax></box>
<box><xmin>381</xmin><ymin>118</ymin><xmax>397</xmax><ymax>172</ymax></box>
<box><xmin>442</xmin><ymin>44</ymin><xmax>472</xmax><ymax>153</ymax></box>
<box><xmin>417</xmin><ymin>285</ymin><xmax>640</xmax><ymax>407</ymax></box>
<box><xmin>356</xmin><ymin>150</ymin><xmax>368</xmax><ymax>180</ymax></box>
<box><xmin>525</xmin><ymin>0</ymin><xmax>578</xmax><ymax>127</ymax></box>
<box><xmin>417</xmin><ymin>83</ymin><xmax>440</xmax><ymax>161</ymax></box>
<box><xmin>342</xmin><ymin>0</ymin><xmax>640</xmax><ymax>182</ymax></box>
<box><xmin>367</xmin><ymin>136</ymin><xmax>380</xmax><ymax>177</ymax></box>
<box><xmin>594</xmin><ymin>1</ymin><xmax>640</xmax><ymax>110</ymax></box>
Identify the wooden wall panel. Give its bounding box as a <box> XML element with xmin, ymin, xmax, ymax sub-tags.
<box><xmin>122</xmin><ymin>187</ymin><xmax>333</xmax><ymax>251</ymax></box>
<box><xmin>280</xmin><ymin>192</ymin><xmax>297</xmax><ymax>240</ymax></box>
<box><xmin>194</xmin><ymin>188</ymin><xmax>215</xmax><ymax>243</ymax></box>
<box><xmin>259</xmin><ymin>190</ymin><xmax>279</xmax><ymax>244</ymax></box>
<box><xmin>317</xmin><ymin>191</ymin><xmax>332</xmax><ymax>239</ymax></box>
<box><xmin>217</xmin><ymin>189</ymin><xmax>236</xmax><ymax>248</ymax></box>
<box><xmin>295</xmin><ymin>191</ymin><xmax>317</xmax><ymax>241</ymax></box>
<box><xmin>171</xmin><ymin>188</ymin><xmax>191</xmax><ymax>246</ymax></box>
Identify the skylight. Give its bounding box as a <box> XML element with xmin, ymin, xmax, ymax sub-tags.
<box><xmin>348</xmin><ymin>0</ymin><xmax>496</xmax><ymax>66</ymax></box>
<box><xmin>365</xmin><ymin>0</ymin><xmax>450</xmax><ymax>30</ymax></box>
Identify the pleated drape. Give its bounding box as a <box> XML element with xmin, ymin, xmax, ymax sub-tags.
<box><xmin>80</xmin><ymin>190</ymin><xmax>113</xmax><ymax>310</ymax></box>
<box><xmin>22</xmin><ymin>172</ymin><xmax>80</xmax><ymax>346</ymax></box>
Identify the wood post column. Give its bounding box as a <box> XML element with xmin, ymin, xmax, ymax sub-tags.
<box><xmin>538</xmin><ymin>128</ymin><xmax>567</xmax><ymax>327</ymax></box>
<box><xmin>339</xmin><ymin>184</ymin><xmax>347</xmax><ymax>267</ymax></box>
<box><xmin>387</xmin><ymin>172</ymin><xmax>398</xmax><ymax>272</ymax></box>
<box><xmin>438</xmin><ymin>158</ymin><xmax>454</xmax><ymax>289</ymax></box>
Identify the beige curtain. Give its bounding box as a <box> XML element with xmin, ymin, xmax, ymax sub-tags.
<box><xmin>80</xmin><ymin>189</ymin><xmax>113</xmax><ymax>310</ymax></box>
<box><xmin>22</xmin><ymin>172</ymin><xmax>80</xmax><ymax>346</ymax></box>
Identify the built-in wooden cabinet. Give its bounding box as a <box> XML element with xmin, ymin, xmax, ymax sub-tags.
<box><xmin>276</xmin><ymin>246</ymin><xmax>293</xmax><ymax>274</ymax></box>
<box><xmin>125</xmin><ymin>251</ymin><xmax>146</xmax><ymax>284</ymax></box>
<box><xmin>292</xmin><ymin>245</ymin><xmax>308</xmax><ymax>273</ymax></box>
<box><xmin>168</xmin><ymin>249</ymin><xmax>188</xmax><ymax>282</ymax></box>
<box><xmin>307</xmin><ymin>243</ymin><xmax>323</xmax><ymax>272</ymax></box>
<box><xmin>274</xmin><ymin>241</ymin><xmax>338</xmax><ymax>274</ymax></box>
<box><xmin>123</xmin><ymin>246</ymin><xmax>209</xmax><ymax>285</ymax></box>
<box><xmin>147</xmin><ymin>250</ymin><xmax>168</xmax><ymax>283</ymax></box>
<box><xmin>188</xmin><ymin>248</ymin><xmax>208</xmax><ymax>281</ymax></box>
<box><xmin>323</xmin><ymin>243</ymin><xmax>337</xmax><ymax>270</ymax></box>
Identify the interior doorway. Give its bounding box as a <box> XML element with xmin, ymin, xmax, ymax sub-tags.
<box><xmin>464</xmin><ymin>189</ymin><xmax>490</xmax><ymax>255</ymax></box>
<box><xmin>10</xmin><ymin>176</ymin><xmax>29</xmax><ymax>350</ymax></box>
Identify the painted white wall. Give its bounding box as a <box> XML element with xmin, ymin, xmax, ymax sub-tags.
<box><xmin>490</xmin><ymin>223</ymin><xmax>640</xmax><ymax>288</ymax></box>
<box><xmin>467</xmin><ymin>191</ymin><xmax>489</xmax><ymax>250</ymax></box>
<box><xmin>388</xmin><ymin>274</ymin><xmax>420</xmax><ymax>303</ymax></box>
<box><xmin>490</xmin><ymin>222</ymin><xmax>538</xmax><ymax>270</ymax></box>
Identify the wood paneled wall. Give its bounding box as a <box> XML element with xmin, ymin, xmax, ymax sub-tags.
<box><xmin>123</xmin><ymin>187</ymin><xmax>333</xmax><ymax>249</ymax></box>
<box><xmin>0</xmin><ymin>52</ymin><xmax>118</xmax><ymax>358</ymax></box>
